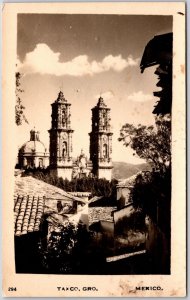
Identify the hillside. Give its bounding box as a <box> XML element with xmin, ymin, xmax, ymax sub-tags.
<box><xmin>112</xmin><ymin>161</ymin><xmax>151</xmax><ymax>180</ymax></box>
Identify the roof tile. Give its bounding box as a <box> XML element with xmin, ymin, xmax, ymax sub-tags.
<box><xmin>14</xmin><ymin>195</ymin><xmax>45</xmax><ymax>236</ymax></box>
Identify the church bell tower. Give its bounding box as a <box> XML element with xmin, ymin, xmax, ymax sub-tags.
<box><xmin>89</xmin><ymin>97</ymin><xmax>113</xmax><ymax>181</ymax></box>
<box><xmin>48</xmin><ymin>91</ymin><xmax>74</xmax><ymax>180</ymax></box>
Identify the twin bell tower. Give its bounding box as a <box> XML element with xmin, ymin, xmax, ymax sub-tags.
<box><xmin>49</xmin><ymin>91</ymin><xmax>113</xmax><ymax>181</ymax></box>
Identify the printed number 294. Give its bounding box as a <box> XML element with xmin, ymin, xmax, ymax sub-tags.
<box><xmin>8</xmin><ymin>287</ymin><xmax>17</xmax><ymax>291</ymax></box>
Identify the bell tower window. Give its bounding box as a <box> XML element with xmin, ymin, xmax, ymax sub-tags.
<box><xmin>62</xmin><ymin>110</ymin><xmax>66</xmax><ymax>127</ymax></box>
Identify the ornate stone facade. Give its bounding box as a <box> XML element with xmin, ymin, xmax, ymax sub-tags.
<box><xmin>48</xmin><ymin>91</ymin><xmax>74</xmax><ymax>180</ymax></box>
<box><xmin>72</xmin><ymin>149</ymin><xmax>93</xmax><ymax>179</ymax></box>
<box><xmin>89</xmin><ymin>97</ymin><xmax>113</xmax><ymax>181</ymax></box>
<box><xmin>18</xmin><ymin>93</ymin><xmax>113</xmax><ymax>182</ymax></box>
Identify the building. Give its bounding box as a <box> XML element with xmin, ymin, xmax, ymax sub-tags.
<box><xmin>89</xmin><ymin>97</ymin><xmax>113</xmax><ymax>181</ymax></box>
<box><xmin>18</xmin><ymin>129</ymin><xmax>49</xmax><ymax>169</ymax></box>
<box><xmin>48</xmin><ymin>91</ymin><xmax>74</xmax><ymax>180</ymax></box>
<box><xmin>18</xmin><ymin>93</ymin><xmax>114</xmax><ymax>181</ymax></box>
<box><xmin>14</xmin><ymin>175</ymin><xmax>89</xmax><ymax>273</ymax></box>
<box><xmin>48</xmin><ymin>92</ymin><xmax>113</xmax><ymax>181</ymax></box>
<box><xmin>72</xmin><ymin>149</ymin><xmax>93</xmax><ymax>179</ymax></box>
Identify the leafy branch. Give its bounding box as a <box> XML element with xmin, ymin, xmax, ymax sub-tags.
<box><xmin>15</xmin><ymin>72</ymin><xmax>28</xmax><ymax>125</ymax></box>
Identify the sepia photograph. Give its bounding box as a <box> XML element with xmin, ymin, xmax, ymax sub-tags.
<box><xmin>2</xmin><ymin>2</ymin><xmax>186</xmax><ymax>297</ymax></box>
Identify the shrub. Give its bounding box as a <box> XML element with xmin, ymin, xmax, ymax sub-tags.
<box><xmin>23</xmin><ymin>169</ymin><xmax>118</xmax><ymax>200</ymax></box>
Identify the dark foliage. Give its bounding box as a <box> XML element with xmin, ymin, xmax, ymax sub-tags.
<box><xmin>115</xmin><ymin>210</ymin><xmax>146</xmax><ymax>235</ymax></box>
<box><xmin>118</xmin><ymin>114</ymin><xmax>171</xmax><ymax>235</ymax></box>
<box><xmin>22</xmin><ymin>168</ymin><xmax>118</xmax><ymax>200</ymax></box>
<box><xmin>118</xmin><ymin>115</ymin><xmax>171</xmax><ymax>172</ymax></box>
<box><xmin>38</xmin><ymin>222</ymin><xmax>93</xmax><ymax>274</ymax></box>
<box><xmin>15</xmin><ymin>72</ymin><xmax>28</xmax><ymax>125</ymax></box>
<box><xmin>129</xmin><ymin>167</ymin><xmax>171</xmax><ymax>238</ymax></box>
<box><xmin>38</xmin><ymin>222</ymin><xmax>78</xmax><ymax>273</ymax></box>
<box><xmin>118</xmin><ymin>113</ymin><xmax>171</xmax><ymax>274</ymax></box>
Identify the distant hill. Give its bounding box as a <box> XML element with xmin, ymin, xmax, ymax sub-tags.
<box><xmin>112</xmin><ymin>161</ymin><xmax>151</xmax><ymax>180</ymax></box>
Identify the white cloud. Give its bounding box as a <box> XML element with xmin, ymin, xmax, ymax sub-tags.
<box><xmin>128</xmin><ymin>91</ymin><xmax>153</xmax><ymax>102</ymax></box>
<box><xmin>18</xmin><ymin>43</ymin><xmax>139</xmax><ymax>77</ymax></box>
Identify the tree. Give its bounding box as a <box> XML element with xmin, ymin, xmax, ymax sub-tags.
<box><xmin>129</xmin><ymin>170</ymin><xmax>171</xmax><ymax>225</ymax></box>
<box><xmin>119</xmin><ymin>114</ymin><xmax>171</xmax><ymax>273</ymax></box>
<box><xmin>118</xmin><ymin>114</ymin><xmax>171</xmax><ymax>172</ymax></box>
<box><xmin>118</xmin><ymin>114</ymin><xmax>171</xmax><ymax>224</ymax></box>
<box><xmin>38</xmin><ymin>221</ymin><xmax>78</xmax><ymax>273</ymax></box>
<box><xmin>38</xmin><ymin>222</ymin><xmax>91</xmax><ymax>274</ymax></box>
<box><xmin>15</xmin><ymin>72</ymin><xmax>28</xmax><ymax>125</ymax></box>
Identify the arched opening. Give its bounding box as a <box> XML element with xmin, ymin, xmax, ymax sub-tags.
<box><xmin>39</xmin><ymin>158</ymin><xmax>43</xmax><ymax>168</ymax></box>
<box><xmin>103</xmin><ymin>144</ymin><xmax>108</xmax><ymax>159</ymax></box>
<box><xmin>62</xmin><ymin>110</ymin><xmax>66</xmax><ymax>127</ymax></box>
<box><xmin>26</xmin><ymin>158</ymin><xmax>34</xmax><ymax>168</ymax></box>
<box><xmin>62</xmin><ymin>142</ymin><xmax>67</xmax><ymax>158</ymax></box>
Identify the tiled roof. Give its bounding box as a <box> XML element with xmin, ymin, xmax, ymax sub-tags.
<box><xmin>69</xmin><ymin>192</ymin><xmax>91</xmax><ymax>197</ymax></box>
<box><xmin>15</xmin><ymin>176</ymin><xmax>87</xmax><ymax>204</ymax></box>
<box><xmin>14</xmin><ymin>177</ymin><xmax>89</xmax><ymax>236</ymax></box>
<box><xmin>14</xmin><ymin>195</ymin><xmax>45</xmax><ymax>236</ymax></box>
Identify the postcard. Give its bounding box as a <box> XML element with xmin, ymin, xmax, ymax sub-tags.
<box><xmin>2</xmin><ymin>2</ymin><xmax>186</xmax><ymax>297</ymax></box>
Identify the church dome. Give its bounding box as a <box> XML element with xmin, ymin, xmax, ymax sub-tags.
<box><xmin>20</xmin><ymin>140</ymin><xmax>46</xmax><ymax>154</ymax></box>
<box><xmin>19</xmin><ymin>129</ymin><xmax>47</xmax><ymax>154</ymax></box>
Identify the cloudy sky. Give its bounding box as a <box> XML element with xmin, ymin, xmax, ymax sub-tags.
<box><xmin>17</xmin><ymin>14</ymin><xmax>172</xmax><ymax>164</ymax></box>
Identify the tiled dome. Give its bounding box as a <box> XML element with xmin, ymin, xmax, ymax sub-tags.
<box><xmin>20</xmin><ymin>140</ymin><xmax>46</xmax><ymax>154</ymax></box>
<box><xmin>19</xmin><ymin>129</ymin><xmax>47</xmax><ymax>154</ymax></box>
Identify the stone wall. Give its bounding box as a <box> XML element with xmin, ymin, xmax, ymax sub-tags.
<box><xmin>88</xmin><ymin>206</ymin><xmax>116</xmax><ymax>226</ymax></box>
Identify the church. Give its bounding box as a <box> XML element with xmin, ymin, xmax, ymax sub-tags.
<box><xmin>18</xmin><ymin>129</ymin><xmax>49</xmax><ymax>169</ymax></box>
<box><xmin>18</xmin><ymin>91</ymin><xmax>113</xmax><ymax>181</ymax></box>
